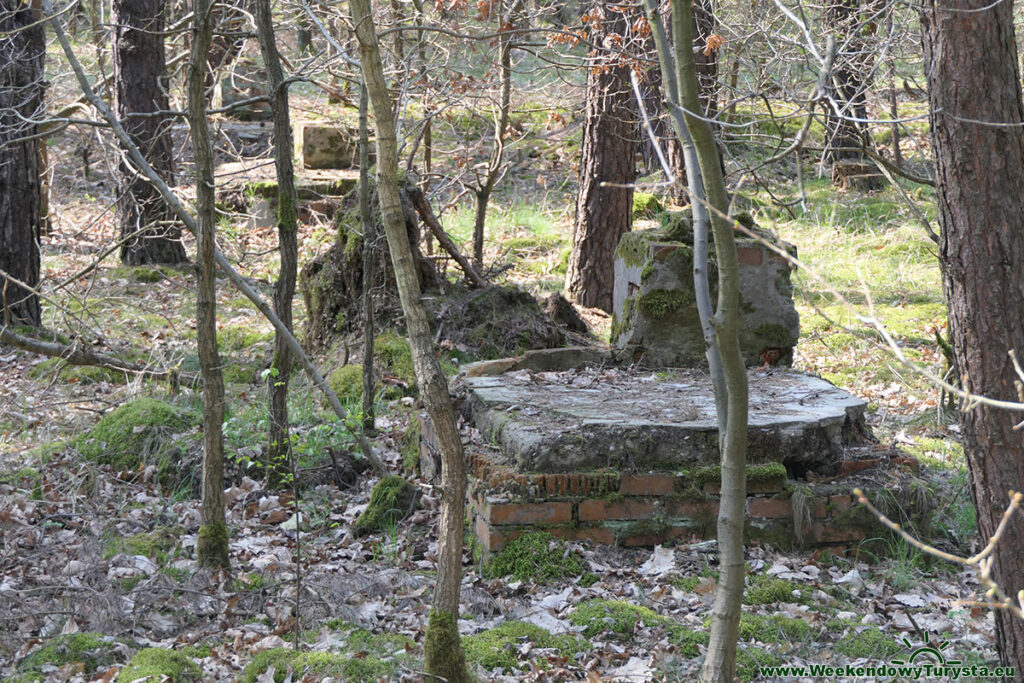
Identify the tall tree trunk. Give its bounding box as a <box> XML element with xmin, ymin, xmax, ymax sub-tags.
<box><xmin>114</xmin><ymin>0</ymin><xmax>187</xmax><ymax>265</ymax></box>
<box><xmin>189</xmin><ymin>0</ymin><xmax>229</xmax><ymax>569</ymax></box>
<box><xmin>471</xmin><ymin>0</ymin><xmax>512</xmax><ymax>270</ymax></box>
<box><xmin>644</xmin><ymin>0</ymin><xmax>748</xmax><ymax>678</ymax></box>
<box><xmin>205</xmin><ymin>0</ymin><xmax>246</xmax><ymax>101</ymax></box>
<box><xmin>565</xmin><ymin>1</ymin><xmax>637</xmax><ymax>313</ymax></box>
<box><xmin>359</xmin><ymin>80</ymin><xmax>376</xmax><ymax>434</ymax></box>
<box><xmin>0</xmin><ymin>0</ymin><xmax>44</xmax><ymax>327</ymax></box>
<box><xmin>254</xmin><ymin>0</ymin><xmax>298</xmax><ymax>487</ymax></box>
<box><xmin>675</xmin><ymin>2</ymin><xmax>747</xmax><ymax>679</ymax></box>
<box><xmin>823</xmin><ymin>0</ymin><xmax>882</xmax><ymax>189</ymax></box>
<box><xmin>351</xmin><ymin>1</ymin><xmax>469</xmax><ymax>681</ymax></box>
<box><xmin>921</xmin><ymin>0</ymin><xmax>1024</xmax><ymax>672</ymax></box>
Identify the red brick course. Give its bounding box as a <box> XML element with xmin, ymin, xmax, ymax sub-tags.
<box><xmin>486</xmin><ymin>501</ymin><xmax>572</xmax><ymax>525</ymax></box>
<box><xmin>579</xmin><ymin>498</ymin><xmax>656</xmax><ymax>522</ymax></box>
<box><xmin>619</xmin><ymin>473</ymin><xmax>675</xmax><ymax>496</ymax></box>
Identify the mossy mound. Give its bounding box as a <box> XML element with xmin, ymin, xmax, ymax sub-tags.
<box><xmin>218</xmin><ymin>325</ymin><xmax>274</xmax><ymax>353</ymax></box>
<box><xmin>240</xmin><ymin>624</ymin><xmax>417</xmax><ymax>683</ymax></box>
<box><xmin>18</xmin><ymin>633</ymin><xmax>122</xmax><ymax>679</ymax></box>
<box><xmin>463</xmin><ymin>620</ymin><xmax>588</xmax><ymax>671</ymax></box>
<box><xmin>486</xmin><ymin>531</ymin><xmax>583</xmax><ymax>582</ymax></box>
<box><xmin>116</xmin><ymin>648</ymin><xmax>202</xmax><ymax>682</ymax></box>
<box><xmin>353</xmin><ymin>475</ymin><xmax>417</xmax><ymax>536</ymax></box>
<box><xmin>327</xmin><ymin>364</ymin><xmax>364</xmax><ymax>403</ymax></box>
<box><xmin>633</xmin><ymin>192</ymin><xmax>663</xmax><ymax>218</ymax></box>
<box><xmin>432</xmin><ymin>285</ymin><xmax>565</xmax><ymax>361</ymax></box>
<box><xmin>300</xmin><ymin>178</ymin><xmax>438</xmax><ymax>350</ymax></box>
<box><xmin>327</xmin><ymin>331</ymin><xmax>417</xmax><ymax>404</ymax></box>
<box><xmin>73</xmin><ymin>398</ymin><xmax>199</xmax><ymax>489</ymax></box>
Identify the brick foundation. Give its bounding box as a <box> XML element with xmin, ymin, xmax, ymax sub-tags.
<box><xmin>423</xmin><ymin>415</ymin><xmax>885</xmax><ymax>553</ymax></box>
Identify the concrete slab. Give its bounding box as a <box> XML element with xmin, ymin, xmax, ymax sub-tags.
<box><xmin>461</xmin><ymin>366</ymin><xmax>867</xmax><ymax>473</ymax></box>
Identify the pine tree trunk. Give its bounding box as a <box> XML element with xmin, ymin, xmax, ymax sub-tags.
<box><xmin>565</xmin><ymin>1</ymin><xmax>637</xmax><ymax>313</ymax></box>
<box><xmin>254</xmin><ymin>0</ymin><xmax>298</xmax><ymax>487</ymax></box>
<box><xmin>921</xmin><ymin>0</ymin><xmax>1024</xmax><ymax>672</ymax></box>
<box><xmin>189</xmin><ymin>0</ymin><xmax>229</xmax><ymax>569</ymax></box>
<box><xmin>351</xmin><ymin>1</ymin><xmax>469</xmax><ymax>680</ymax></box>
<box><xmin>0</xmin><ymin>0</ymin><xmax>44</xmax><ymax>327</ymax></box>
<box><xmin>823</xmin><ymin>0</ymin><xmax>882</xmax><ymax>189</ymax></box>
<box><xmin>113</xmin><ymin>0</ymin><xmax>186</xmax><ymax>265</ymax></box>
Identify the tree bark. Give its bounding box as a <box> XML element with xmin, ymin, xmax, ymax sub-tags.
<box><xmin>823</xmin><ymin>0</ymin><xmax>882</xmax><ymax>189</ymax></box>
<box><xmin>921</xmin><ymin>0</ymin><xmax>1024</xmax><ymax>672</ymax></box>
<box><xmin>674</xmin><ymin>2</ymin><xmax>748</xmax><ymax>679</ymax></box>
<box><xmin>359</xmin><ymin>79</ymin><xmax>376</xmax><ymax>434</ymax></box>
<box><xmin>189</xmin><ymin>0</ymin><xmax>229</xmax><ymax>569</ymax></box>
<box><xmin>254</xmin><ymin>0</ymin><xmax>298</xmax><ymax>487</ymax></box>
<box><xmin>113</xmin><ymin>0</ymin><xmax>186</xmax><ymax>265</ymax></box>
<box><xmin>351</xmin><ymin>1</ymin><xmax>469</xmax><ymax>680</ymax></box>
<box><xmin>0</xmin><ymin>0</ymin><xmax>44</xmax><ymax>327</ymax></box>
<box><xmin>644</xmin><ymin>0</ymin><xmax>747</xmax><ymax>678</ymax></box>
<box><xmin>471</xmin><ymin>0</ymin><xmax>512</xmax><ymax>270</ymax></box>
<box><xmin>565</xmin><ymin>1</ymin><xmax>637</xmax><ymax>313</ymax></box>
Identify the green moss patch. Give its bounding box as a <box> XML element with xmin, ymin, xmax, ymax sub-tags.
<box><xmin>73</xmin><ymin>398</ymin><xmax>198</xmax><ymax>487</ymax></box>
<box><xmin>463</xmin><ymin>620</ymin><xmax>588</xmax><ymax>671</ymax></box>
<box><xmin>835</xmin><ymin>626</ymin><xmax>904</xmax><ymax>659</ymax></box>
<box><xmin>424</xmin><ymin>610</ymin><xmax>470</xmax><ymax>683</ymax></box>
<box><xmin>29</xmin><ymin>358</ymin><xmax>128</xmax><ymax>385</ymax></box>
<box><xmin>218</xmin><ymin>326</ymin><xmax>274</xmax><ymax>353</ymax></box>
<box><xmin>240</xmin><ymin>645</ymin><xmax>412</xmax><ymax>683</ymax></box>
<box><xmin>736</xmin><ymin>613</ymin><xmax>814</xmax><ymax>643</ymax></box>
<box><xmin>18</xmin><ymin>633</ymin><xmax>122</xmax><ymax>679</ymax></box>
<box><xmin>745</xmin><ymin>575</ymin><xmax>807</xmax><ymax>605</ymax></box>
<box><xmin>327</xmin><ymin>364</ymin><xmax>364</xmax><ymax>403</ymax></box>
<box><xmin>633</xmin><ymin>192</ymin><xmax>663</xmax><ymax>218</ymax></box>
<box><xmin>353</xmin><ymin>475</ymin><xmax>417</xmax><ymax>536</ymax></box>
<box><xmin>637</xmin><ymin>289</ymin><xmax>691</xmax><ymax>319</ymax></box>
<box><xmin>104</xmin><ymin>527</ymin><xmax>180</xmax><ymax>565</ymax></box>
<box><xmin>485</xmin><ymin>531</ymin><xmax>583</xmax><ymax>582</ymax></box>
<box><xmin>373</xmin><ymin>331</ymin><xmax>416</xmax><ymax>392</ymax></box>
<box><xmin>568</xmin><ymin>599</ymin><xmax>708</xmax><ymax>654</ymax></box>
<box><xmin>116</xmin><ymin>648</ymin><xmax>201</xmax><ymax>682</ymax></box>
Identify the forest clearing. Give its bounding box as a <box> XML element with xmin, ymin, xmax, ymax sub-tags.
<box><xmin>1</xmin><ymin>0</ymin><xmax>1022</xmax><ymax>681</ymax></box>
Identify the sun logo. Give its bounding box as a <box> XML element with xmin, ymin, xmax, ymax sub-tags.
<box><xmin>892</xmin><ymin>632</ymin><xmax>962</xmax><ymax>667</ymax></box>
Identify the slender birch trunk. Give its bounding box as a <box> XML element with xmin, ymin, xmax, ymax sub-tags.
<box><xmin>253</xmin><ymin>0</ymin><xmax>299</xmax><ymax>487</ymax></box>
<box><xmin>350</xmin><ymin>2</ymin><xmax>469</xmax><ymax>680</ymax></box>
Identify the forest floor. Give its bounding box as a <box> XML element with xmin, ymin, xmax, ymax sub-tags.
<box><xmin>0</xmin><ymin>78</ymin><xmax>1006</xmax><ymax>680</ymax></box>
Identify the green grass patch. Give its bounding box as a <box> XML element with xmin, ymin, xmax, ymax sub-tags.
<box><xmin>485</xmin><ymin>531</ymin><xmax>583</xmax><ymax>583</ymax></box>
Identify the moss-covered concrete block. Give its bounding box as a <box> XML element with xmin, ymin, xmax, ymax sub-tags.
<box><xmin>612</xmin><ymin>213</ymin><xmax>800</xmax><ymax>367</ymax></box>
<box><xmin>300</xmin><ymin>124</ymin><xmax>373</xmax><ymax>170</ymax></box>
